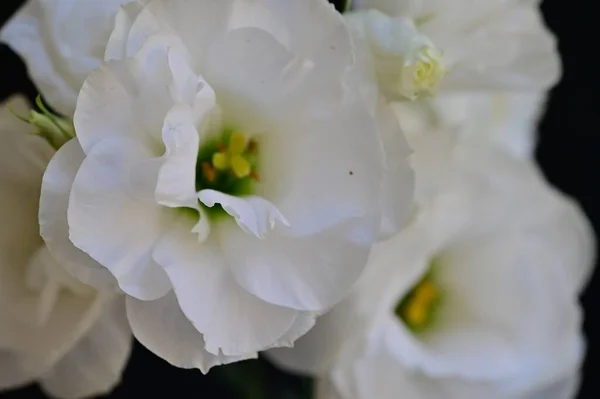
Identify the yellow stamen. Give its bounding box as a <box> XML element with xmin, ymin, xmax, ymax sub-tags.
<box><xmin>413</xmin><ymin>279</ymin><xmax>438</xmax><ymax>305</ymax></box>
<box><xmin>396</xmin><ymin>272</ymin><xmax>442</xmax><ymax>333</ymax></box>
<box><xmin>202</xmin><ymin>162</ymin><xmax>217</xmax><ymax>182</ymax></box>
<box><xmin>229</xmin><ymin>132</ymin><xmax>248</xmax><ymax>155</ymax></box>
<box><xmin>250</xmin><ymin>171</ymin><xmax>261</xmax><ymax>182</ymax></box>
<box><xmin>231</xmin><ymin>155</ymin><xmax>251</xmax><ymax>178</ymax></box>
<box><xmin>404</xmin><ymin>301</ymin><xmax>427</xmax><ymax>328</ymax></box>
<box><xmin>212</xmin><ymin>152</ymin><xmax>230</xmax><ymax>171</ymax></box>
<box><xmin>247</xmin><ymin>139</ymin><xmax>259</xmax><ymax>154</ymax></box>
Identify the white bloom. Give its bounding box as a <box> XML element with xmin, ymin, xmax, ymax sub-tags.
<box><xmin>347</xmin><ymin>0</ymin><xmax>561</xmax><ymax>101</ymax></box>
<box><xmin>0</xmin><ymin>96</ymin><xmax>132</xmax><ymax>399</ymax></box>
<box><xmin>268</xmin><ymin>135</ymin><xmax>593</xmax><ymax>399</ymax></box>
<box><xmin>0</xmin><ymin>0</ymin><xmax>133</xmax><ymax>116</ymax></box>
<box><xmin>346</xmin><ymin>0</ymin><xmax>559</xmax><ymax>159</ymax></box>
<box><xmin>39</xmin><ymin>0</ymin><xmax>413</xmax><ymax>371</ymax></box>
<box><xmin>393</xmin><ymin>92</ymin><xmax>547</xmax><ymax>159</ymax></box>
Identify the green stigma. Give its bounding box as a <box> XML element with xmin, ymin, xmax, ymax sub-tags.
<box><xmin>395</xmin><ymin>260</ymin><xmax>443</xmax><ymax>334</ymax></box>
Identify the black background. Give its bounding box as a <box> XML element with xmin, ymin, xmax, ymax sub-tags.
<box><xmin>0</xmin><ymin>0</ymin><xmax>598</xmax><ymax>398</ymax></box>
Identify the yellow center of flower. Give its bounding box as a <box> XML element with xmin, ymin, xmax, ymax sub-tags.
<box><xmin>211</xmin><ymin>132</ymin><xmax>255</xmax><ymax>179</ymax></box>
<box><xmin>395</xmin><ymin>270</ymin><xmax>442</xmax><ymax>334</ymax></box>
<box><xmin>197</xmin><ymin>131</ymin><xmax>259</xmax><ymax>196</ymax></box>
<box><xmin>408</xmin><ymin>46</ymin><xmax>446</xmax><ymax>98</ymax></box>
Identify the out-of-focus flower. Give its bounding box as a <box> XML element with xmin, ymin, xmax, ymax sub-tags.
<box><xmin>393</xmin><ymin>92</ymin><xmax>546</xmax><ymax>159</ymax></box>
<box><xmin>347</xmin><ymin>0</ymin><xmax>560</xmax><ymax>101</ymax></box>
<box><xmin>268</xmin><ymin>133</ymin><xmax>593</xmax><ymax>399</ymax></box>
<box><xmin>0</xmin><ymin>0</ymin><xmax>134</xmax><ymax>116</ymax></box>
<box><xmin>38</xmin><ymin>0</ymin><xmax>413</xmax><ymax>372</ymax></box>
<box><xmin>0</xmin><ymin>96</ymin><xmax>132</xmax><ymax>399</ymax></box>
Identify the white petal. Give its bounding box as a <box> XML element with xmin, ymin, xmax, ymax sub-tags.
<box><xmin>200</xmin><ymin>27</ymin><xmax>297</xmax><ymax>128</ymax></box>
<box><xmin>0</xmin><ymin>95</ymin><xmax>53</xmax><ymax>184</ymax></box>
<box><xmin>1</xmin><ymin>2</ymin><xmax>77</xmax><ymax>116</ymax></box>
<box><xmin>75</xmin><ymin>34</ymin><xmax>183</xmax><ymax>155</ymax></box>
<box><xmin>522</xmin><ymin>372</ymin><xmax>580</xmax><ymax>399</ymax></box>
<box><xmin>0</xmin><ymin>351</ymin><xmax>38</xmax><ymax>391</ymax></box>
<box><xmin>220</xmin><ymin>218</ymin><xmax>372</xmax><ymax>312</ymax></box>
<box><xmin>267</xmin><ymin>301</ymin><xmax>355</xmax><ymax>375</ymax></box>
<box><xmin>315</xmin><ymin>378</ymin><xmax>343</xmax><ymax>399</ymax></box>
<box><xmin>39</xmin><ymin>297</ymin><xmax>132</xmax><ymax>399</ymax></box>
<box><xmin>258</xmin><ymin>96</ymin><xmax>383</xmax><ymax>238</ymax></box>
<box><xmin>40</xmin><ymin>139</ymin><xmax>117</xmax><ymax>291</ymax></box>
<box><xmin>436</xmin><ymin>4</ymin><xmax>560</xmax><ymax>91</ymax></box>
<box><xmin>155</xmin><ymin>105</ymin><xmax>201</xmax><ymax>208</ymax></box>
<box><xmin>0</xmin><ymin>293</ymin><xmax>107</xmax><ymax>372</ymax></box>
<box><xmin>375</xmin><ymin>101</ymin><xmax>414</xmax><ymax>239</ymax></box>
<box><xmin>403</xmin><ymin>233</ymin><xmax>584</xmax><ymax>382</ymax></box>
<box><xmin>126</xmin><ymin>293</ymin><xmax>253</xmax><ymax>373</ymax></box>
<box><xmin>123</xmin><ymin>0</ymin><xmax>231</xmax><ymax>61</ymax></box>
<box><xmin>199</xmin><ymin>190</ymin><xmax>288</xmax><ymax>239</ymax></box>
<box><xmin>1</xmin><ymin>0</ymin><xmax>130</xmax><ymax>116</ymax></box>
<box><xmin>153</xmin><ymin>214</ymin><xmax>308</xmax><ymax>356</ymax></box>
<box><xmin>0</xmin><ymin>98</ymin><xmax>56</xmax><ymax>321</ymax></box>
<box><xmin>105</xmin><ymin>1</ymin><xmax>150</xmax><ymax>61</ymax></box>
<box><xmin>68</xmin><ymin>136</ymin><xmax>172</xmax><ymax>300</ymax></box>
<box><xmin>261</xmin><ymin>0</ymin><xmax>354</xmax><ymax>87</ymax></box>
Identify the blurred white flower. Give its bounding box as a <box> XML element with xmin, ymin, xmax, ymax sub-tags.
<box><xmin>0</xmin><ymin>0</ymin><xmax>134</xmax><ymax>116</ymax></box>
<box><xmin>393</xmin><ymin>92</ymin><xmax>547</xmax><ymax>159</ymax></box>
<box><xmin>39</xmin><ymin>0</ymin><xmax>413</xmax><ymax>372</ymax></box>
<box><xmin>346</xmin><ymin>0</ymin><xmax>559</xmax><ymax>160</ymax></box>
<box><xmin>0</xmin><ymin>96</ymin><xmax>132</xmax><ymax>399</ymax></box>
<box><xmin>268</xmin><ymin>134</ymin><xmax>593</xmax><ymax>399</ymax></box>
<box><xmin>347</xmin><ymin>0</ymin><xmax>561</xmax><ymax>101</ymax></box>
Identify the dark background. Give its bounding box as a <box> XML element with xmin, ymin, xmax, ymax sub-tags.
<box><xmin>0</xmin><ymin>0</ymin><xmax>598</xmax><ymax>397</ymax></box>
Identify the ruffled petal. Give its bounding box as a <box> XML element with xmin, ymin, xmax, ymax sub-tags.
<box><xmin>68</xmin><ymin>136</ymin><xmax>172</xmax><ymax>300</ymax></box>
<box><xmin>199</xmin><ymin>190</ymin><xmax>288</xmax><ymax>239</ymax></box>
<box><xmin>126</xmin><ymin>293</ymin><xmax>252</xmax><ymax>373</ymax></box>
<box><xmin>220</xmin><ymin>218</ymin><xmax>372</xmax><ymax>312</ymax></box>
<box><xmin>39</xmin><ymin>297</ymin><xmax>132</xmax><ymax>399</ymax></box>
<box><xmin>75</xmin><ymin>34</ymin><xmax>185</xmax><ymax>155</ymax></box>
<box><xmin>40</xmin><ymin>139</ymin><xmax>117</xmax><ymax>291</ymax></box>
<box><xmin>153</xmin><ymin>214</ymin><xmax>310</xmax><ymax>356</ymax></box>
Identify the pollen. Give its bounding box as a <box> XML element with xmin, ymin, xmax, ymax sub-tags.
<box><xmin>395</xmin><ymin>272</ymin><xmax>442</xmax><ymax>333</ymax></box>
<box><xmin>208</xmin><ymin>132</ymin><xmax>258</xmax><ymax>180</ymax></box>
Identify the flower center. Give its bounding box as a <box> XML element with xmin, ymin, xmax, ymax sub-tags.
<box><xmin>395</xmin><ymin>262</ymin><xmax>442</xmax><ymax>334</ymax></box>
<box><xmin>402</xmin><ymin>46</ymin><xmax>446</xmax><ymax>99</ymax></box>
<box><xmin>195</xmin><ymin>128</ymin><xmax>260</xmax><ymax>196</ymax></box>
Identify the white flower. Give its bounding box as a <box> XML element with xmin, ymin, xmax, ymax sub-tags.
<box><xmin>39</xmin><ymin>0</ymin><xmax>413</xmax><ymax>371</ymax></box>
<box><xmin>0</xmin><ymin>0</ymin><xmax>134</xmax><ymax>116</ymax></box>
<box><xmin>393</xmin><ymin>92</ymin><xmax>547</xmax><ymax>160</ymax></box>
<box><xmin>0</xmin><ymin>96</ymin><xmax>132</xmax><ymax>399</ymax></box>
<box><xmin>268</xmin><ymin>136</ymin><xmax>593</xmax><ymax>399</ymax></box>
<box><xmin>347</xmin><ymin>0</ymin><xmax>561</xmax><ymax>101</ymax></box>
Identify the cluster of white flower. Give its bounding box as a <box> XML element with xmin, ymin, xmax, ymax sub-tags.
<box><xmin>0</xmin><ymin>0</ymin><xmax>592</xmax><ymax>398</ymax></box>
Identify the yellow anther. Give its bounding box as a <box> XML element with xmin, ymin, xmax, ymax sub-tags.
<box><xmin>404</xmin><ymin>301</ymin><xmax>427</xmax><ymax>328</ymax></box>
<box><xmin>250</xmin><ymin>171</ymin><xmax>261</xmax><ymax>182</ymax></box>
<box><xmin>395</xmin><ymin>271</ymin><xmax>442</xmax><ymax>333</ymax></box>
<box><xmin>212</xmin><ymin>152</ymin><xmax>230</xmax><ymax>171</ymax></box>
<box><xmin>229</xmin><ymin>132</ymin><xmax>248</xmax><ymax>155</ymax></box>
<box><xmin>247</xmin><ymin>139</ymin><xmax>259</xmax><ymax>154</ymax></box>
<box><xmin>413</xmin><ymin>279</ymin><xmax>438</xmax><ymax>305</ymax></box>
<box><xmin>202</xmin><ymin>162</ymin><xmax>217</xmax><ymax>183</ymax></box>
<box><xmin>231</xmin><ymin>155</ymin><xmax>251</xmax><ymax>178</ymax></box>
